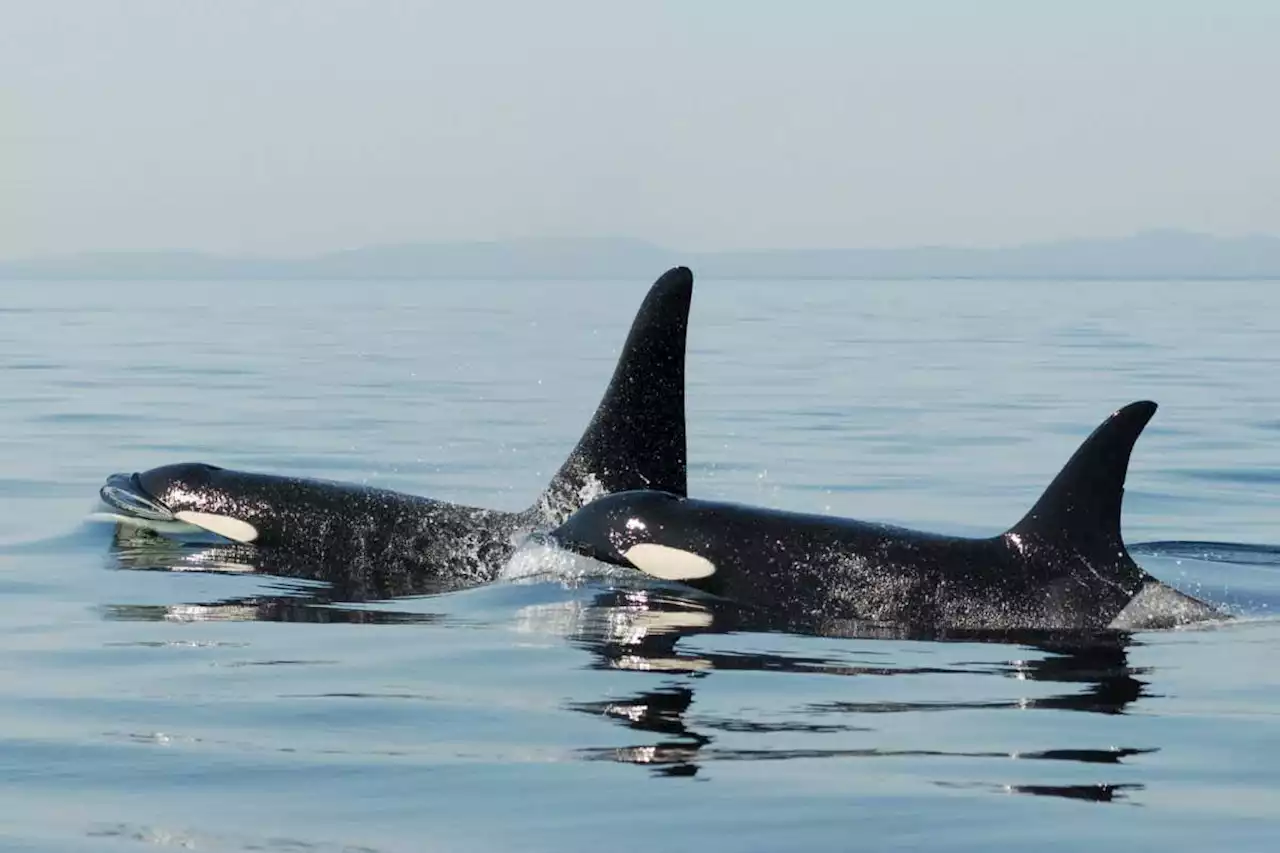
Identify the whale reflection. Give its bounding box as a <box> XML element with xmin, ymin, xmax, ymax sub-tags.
<box><xmin>104</xmin><ymin>521</ymin><xmax>483</xmax><ymax>601</ymax></box>
<box><xmin>105</xmin><ymin>526</ymin><xmax>1158</xmax><ymax>802</ymax></box>
<box><xmin>534</xmin><ymin>587</ymin><xmax>1154</xmax><ymax>798</ymax></box>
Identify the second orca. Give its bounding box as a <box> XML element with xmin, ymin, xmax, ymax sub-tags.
<box><xmin>547</xmin><ymin>401</ymin><xmax>1226</xmax><ymax>633</ymax></box>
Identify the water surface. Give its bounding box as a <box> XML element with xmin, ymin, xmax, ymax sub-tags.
<box><xmin>1</xmin><ymin>278</ymin><xmax>1278</xmax><ymax>851</ymax></box>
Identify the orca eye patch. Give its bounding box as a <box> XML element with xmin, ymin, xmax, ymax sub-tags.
<box><xmin>623</xmin><ymin>543</ymin><xmax>716</xmax><ymax>581</ymax></box>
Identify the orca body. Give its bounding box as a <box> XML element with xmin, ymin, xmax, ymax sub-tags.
<box><xmin>548</xmin><ymin>401</ymin><xmax>1226</xmax><ymax>633</ymax></box>
<box><xmin>99</xmin><ymin>267</ymin><xmax>693</xmax><ymax>597</ymax></box>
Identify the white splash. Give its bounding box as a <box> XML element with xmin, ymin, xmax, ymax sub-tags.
<box><xmin>499</xmin><ymin>540</ymin><xmax>630</xmax><ymax>584</ymax></box>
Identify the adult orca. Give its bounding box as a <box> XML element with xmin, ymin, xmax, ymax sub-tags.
<box><xmin>97</xmin><ymin>267</ymin><xmax>692</xmax><ymax>597</ymax></box>
<box><xmin>546</xmin><ymin>401</ymin><xmax>1227</xmax><ymax>633</ymax></box>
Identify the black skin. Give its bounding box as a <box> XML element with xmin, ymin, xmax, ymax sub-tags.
<box><xmin>550</xmin><ymin>402</ymin><xmax>1225</xmax><ymax>633</ymax></box>
<box><xmin>100</xmin><ymin>267</ymin><xmax>693</xmax><ymax>599</ymax></box>
<box><xmin>553</xmin><ymin>490</ymin><xmax>1147</xmax><ymax>632</ymax></box>
<box><xmin>107</xmin><ymin>465</ymin><xmax>526</xmax><ymax>597</ymax></box>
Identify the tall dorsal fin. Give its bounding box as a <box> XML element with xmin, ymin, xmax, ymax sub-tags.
<box><xmin>535</xmin><ymin>267</ymin><xmax>692</xmax><ymax>523</ymax></box>
<box><xmin>1005</xmin><ymin>401</ymin><xmax>1157</xmax><ymax>554</ymax></box>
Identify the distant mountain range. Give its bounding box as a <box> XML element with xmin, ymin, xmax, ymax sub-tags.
<box><xmin>3</xmin><ymin>230</ymin><xmax>1279</xmax><ymax>280</ymax></box>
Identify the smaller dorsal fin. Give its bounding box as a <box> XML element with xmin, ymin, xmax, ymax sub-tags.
<box><xmin>1006</xmin><ymin>401</ymin><xmax>1156</xmax><ymax>555</ymax></box>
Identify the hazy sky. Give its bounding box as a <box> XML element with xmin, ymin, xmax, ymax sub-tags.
<box><xmin>3</xmin><ymin>1</ymin><xmax>1279</xmax><ymax>258</ymax></box>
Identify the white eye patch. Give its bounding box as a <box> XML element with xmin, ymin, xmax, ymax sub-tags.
<box><xmin>623</xmin><ymin>543</ymin><xmax>716</xmax><ymax>581</ymax></box>
<box><xmin>173</xmin><ymin>511</ymin><xmax>259</xmax><ymax>544</ymax></box>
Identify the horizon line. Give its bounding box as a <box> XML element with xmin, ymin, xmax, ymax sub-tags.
<box><xmin>4</xmin><ymin>226</ymin><xmax>1280</xmax><ymax>264</ymax></box>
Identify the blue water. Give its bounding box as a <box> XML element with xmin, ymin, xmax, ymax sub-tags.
<box><xmin>2</xmin><ymin>278</ymin><xmax>1278</xmax><ymax>851</ymax></box>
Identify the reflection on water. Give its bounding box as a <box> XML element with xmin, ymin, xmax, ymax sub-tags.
<box><xmin>100</xmin><ymin>599</ymin><xmax>442</xmax><ymax>625</ymax></box>
<box><xmin>104</xmin><ymin>526</ymin><xmax>446</xmax><ymax>624</ymax></box>
<box><xmin>552</xmin><ymin>588</ymin><xmax>1153</xmax><ymax>798</ymax></box>
<box><xmin>936</xmin><ymin>780</ymin><xmax>1145</xmax><ymax>804</ymax></box>
<box><xmin>103</xmin><ymin>528</ymin><xmax>1158</xmax><ymax>804</ymax></box>
<box><xmin>104</xmin><ymin>520</ymin><xmax>488</xmax><ymax>601</ymax></box>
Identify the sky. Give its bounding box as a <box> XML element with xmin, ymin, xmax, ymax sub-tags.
<box><xmin>2</xmin><ymin>1</ymin><xmax>1279</xmax><ymax>258</ymax></box>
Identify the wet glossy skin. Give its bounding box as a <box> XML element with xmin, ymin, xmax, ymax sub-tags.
<box><xmin>104</xmin><ymin>464</ymin><xmax>527</xmax><ymax>596</ymax></box>
<box><xmin>550</xmin><ymin>490</ymin><xmax>1159</xmax><ymax>631</ymax></box>
<box><xmin>98</xmin><ymin>267</ymin><xmax>693</xmax><ymax>598</ymax></box>
<box><xmin>549</xmin><ymin>402</ymin><xmax>1227</xmax><ymax>633</ymax></box>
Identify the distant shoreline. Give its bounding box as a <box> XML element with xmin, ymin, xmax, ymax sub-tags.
<box><xmin>4</xmin><ymin>230</ymin><xmax>1279</xmax><ymax>281</ymax></box>
<box><xmin>3</xmin><ymin>275</ymin><xmax>1279</xmax><ymax>283</ymax></box>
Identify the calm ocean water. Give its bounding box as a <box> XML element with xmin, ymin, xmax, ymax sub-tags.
<box><xmin>1</xmin><ymin>278</ymin><xmax>1278</xmax><ymax>852</ymax></box>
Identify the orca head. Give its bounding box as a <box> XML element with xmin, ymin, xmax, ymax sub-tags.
<box><xmin>100</xmin><ymin>463</ymin><xmax>261</xmax><ymax>544</ymax></box>
<box><xmin>548</xmin><ymin>490</ymin><xmax>718</xmax><ymax>583</ymax></box>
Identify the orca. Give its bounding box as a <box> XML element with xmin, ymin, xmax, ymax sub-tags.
<box><xmin>546</xmin><ymin>401</ymin><xmax>1227</xmax><ymax>633</ymax></box>
<box><xmin>98</xmin><ymin>267</ymin><xmax>692</xmax><ymax>597</ymax></box>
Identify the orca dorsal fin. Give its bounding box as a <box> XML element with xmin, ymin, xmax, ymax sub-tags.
<box><xmin>535</xmin><ymin>267</ymin><xmax>692</xmax><ymax>524</ymax></box>
<box><xmin>1005</xmin><ymin>401</ymin><xmax>1157</xmax><ymax>555</ymax></box>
